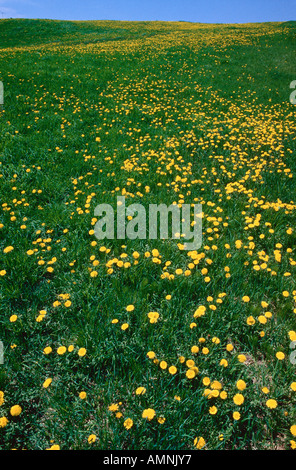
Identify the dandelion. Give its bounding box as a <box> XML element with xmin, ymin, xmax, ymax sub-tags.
<box><xmin>43</xmin><ymin>346</ymin><xmax>52</xmax><ymax>355</ymax></box>
<box><xmin>290</xmin><ymin>440</ymin><xmax>296</xmax><ymax>450</ymax></box>
<box><xmin>0</xmin><ymin>417</ymin><xmax>8</xmax><ymax>428</ymax></box>
<box><xmin>124</xmin><ymin>418</ymin><xmax>133</xmax><ymax>430</ymax></box>
<box><xmin>194</xmin><ymin>437</ymin><xmax>206</xmax><ymax>449</ymax></box>
<box><xmin>209</xmin><ymin>406</ymin><xmax>217</xmax><ymax>415</ymax></box>
<box><xmin>46</xmin><ymin>444</ymin><xmax>60</xmax><ymax>450</ymax></box>
<box><xmin>236</xmin><ymin>380</ymin><xmax>246</xmax><ymax>391</ymax></box>
<box><xmin>289</xmin><ymin>331</ymin><xmax>296</xmax><ymax>342</ymax></box>
<box><xmin>135</xmin><ymin>387</ymin><xmax>146</xmax><ymax>395</ymax></box>
<box><xmin>233</xmin><ymin>411</ymin><xmax>241</xmax><ymax>420</ymax></box>
<box><xmin>186</xmin><ymin>369</ymin><xmax>196</xmax><ymax>379</ymax></box>
<box><xmin>78</xmin><ymin>347</ymin><xmax>87</xmax><ymax>357</ymax></box>
<box><xmin>3</xmin><ymin>246</ymin><xmax>14</xmax><ymax>254</ymax></box>
<box><xmin>88</xmin><ymin>434</ymin><xmax>96</xmax><ymax>443</ymax></box>
<box><xmin>220</xmin><ymin>359</ymin><xmax>228</xmax><ymax>367</ymax></box>
<box><xmin>194</xmin><ymin>305</ymin><xmax>206</xmax><ymax>317</ymax></box>
<box><xmin>211</xmin><ymin>381</ymin><xmax>222</xmax><ymax>390</ymax></box>
<box><xmin>202</xmin><ymin>377</ymin><xmax>211</xmax><ymax>386</ymax></box>
<box><xmin>258</xmin><ymin>315</ymin><xmax>267</xmax><ymax>324</ymax></box>
<box><xmin>57</xmin><ymin>346</ymin><xmax>67</xmax><ymax>355</ymax></box>
<box><xmin>126</xmin><ymin>305</ymin><xmax>135</xmax><ymax>312</ymax></box>
<box><xmin>108</xmin><ymin>404</ymin><xmax>119</xmax><ymax>412</ymax></box>
<box><xmin>220</xmin><ymin>391</ymin><xmax>228</xmax><ymax>400</ymax></box>
<box><xmin>233</xmin><ymin>393</ymin><xmax>244</xmax><ymax>405</ymax></box>
<box><xmin>10</xmin><ymin>405</ymin><xmax>22</xmax><ymax>416</ymax></box>
<box><xmin>43</xmin><ymin>378</ymin><xmax>52</xmax><ymax>389</ymax></box>
<box><xmin>142</xmin><ymin>408</ymin><xmax>155</xmax><ymax>421</ymax></box>
<box><xmin>147</xmin><ymin>351</ymin><xmax>155</xmax><ymax>359</ymax></box>
<box><xmin>237</xmin><ymin>354</ymin><xmax>247</xmax><ymax>363</ymax></box>
<box><xmin>266</xmin><ymin>399</ymin><xmax>277</xmax><ymax>409</ymax></box>
<box><xmin>147</xmin><ymin>311</ymin><xmax>159</xmax><ymax>323</ymax></box>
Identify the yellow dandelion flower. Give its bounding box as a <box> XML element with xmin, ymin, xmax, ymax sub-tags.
<box><xmin>43</xmin><ymin>378</ymin><xmax>52</xmax><ymax>389</ymax></box>
<box><xmin>209</xmin><ymin>406</ymin><xmax>218</xmax><ymax>415</ymax></box>
<box><xmin>266</xmin><ymin>399</ymin><xmax>277</xmax><ymax>409</ymax></box>
<box><xmin>57</xmin><ymin>346</ymin><xmax>67</xmax><ymax>355</ymax></box>
<box><xmin>10</xmin><ymin>405</ymin><xmax>22</xmax><ymax>416</ymax></box>
<box><xmin>194</xmin><ymin>436</ymin><xmax>206</xmax><ymax>449</ymax></box>
<box><xmin>237</xmin><ymin>354</ymin><xmax>247</xmax><ymax>363</ymax></box>
<box><xmin>124</xmin><ymin>418</ymin><xmax>133</xmax><ymax>430</ymax></box>
<box><xmin>43</xmin><ymin>346</ymin><xmax>52</xmax><ymax>355</ymax></box>
<box><xmin>236</xmin><ymin>380</ymin><xmax>246</xmax><ymax>391</ymax></box>
<box><xmin>3</xmin><ymin>246</ymin><xmax>14</xmax><ymax>254</ymax></box>
<box><xmin>78</xmin><ymin>347</ymin><xmax>86</xmax><ymax>357</ymax></box>
<box><xmin>276</xmin><ymin>352</ymin><xmax>285</xmax><ymax>360</ymax></box>
<box><xmin>142</xmin><ymin>408</ymin><xmax>155</xmax><ymax>421</ymax></box>
<box><xmin>126</xmin><ymin>305</ymin><xmax>135</xmax><ymax>312</ymax></box>
<box><xmin>147</xmin><ymin>351</ymin><xmax>155</xmax><ymax>359</ymax></box>
<box><xmin>0</xmin><ymin>417</ymin><xmax>8</xmax><ymax>428</ymax></box>
<box><xmin>233</xmin><ymin>393</ymin><xmax>244</xmax><ymax>405</ymax></box>
<box><xmin>186</xmin><ymin>369</ymin><xmax>196</xmax><ymax>379</ymax></box>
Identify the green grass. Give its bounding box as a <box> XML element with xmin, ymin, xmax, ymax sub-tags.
<box><xmin>0</xmin><ymin>18</ymin><xmax>296</xmax><ymax>450</ymax></box>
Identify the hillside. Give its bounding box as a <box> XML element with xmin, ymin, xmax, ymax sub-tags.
<box><xmin>0</xmin><ymin>19</ymin><xmax>296</xmax><ymax>451</ymax></box>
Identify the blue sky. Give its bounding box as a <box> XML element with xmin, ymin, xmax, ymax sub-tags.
<box><xmin>0</xmin><ymin>0</ymin><xmax>295</xmax><ymax>23</ymax></box>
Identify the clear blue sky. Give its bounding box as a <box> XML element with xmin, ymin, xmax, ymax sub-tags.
<box><xmin>0</xmin><ymin>0</ymin><xmax>295</xmax><ymax>23</ymax></box>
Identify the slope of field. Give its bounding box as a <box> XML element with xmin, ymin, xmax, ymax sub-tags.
<box><xmin>0</xmin><ymin>19</ymin><xmax>296</xmax><ymax>450</ymax></box>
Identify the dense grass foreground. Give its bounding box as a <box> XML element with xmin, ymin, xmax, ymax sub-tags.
<box><xmin>0</xmin><ymin>18</ymin><xmax>296</xmax><ymax>450</ymax></box>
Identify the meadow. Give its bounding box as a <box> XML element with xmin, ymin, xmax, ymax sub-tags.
<box><xmin>0</xmin><ymin>18</ymin><xmax>296</xmax><ymax>450</ymax></box>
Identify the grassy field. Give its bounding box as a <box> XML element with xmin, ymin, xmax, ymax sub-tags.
<box><xmin>0</xmin><ymin>18</ymin><xmax>296</xmax><ymax>450</ymax></box>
